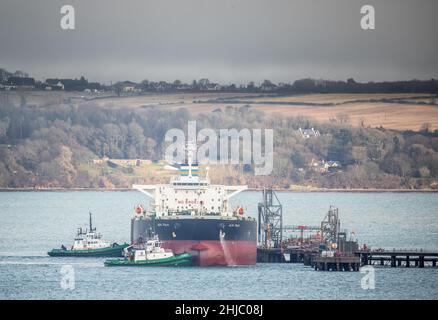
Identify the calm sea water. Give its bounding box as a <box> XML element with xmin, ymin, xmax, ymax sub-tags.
<box><xmin>0</xmin><ymin>191</ymin><xmax>437</xmax><ymax>300</ymax></box>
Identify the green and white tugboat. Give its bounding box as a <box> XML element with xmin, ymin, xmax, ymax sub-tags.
<box><xmin>104</xmin><ymin>236</ymin><xmax>192</xmax><ymax>267</ymax></box>
<box><xmin>48</xmin><ymin>213</ymin><xmax>129</xmax><ymax>257</ymax></box>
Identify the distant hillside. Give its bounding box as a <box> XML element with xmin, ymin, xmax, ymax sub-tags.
<box><xmin>1</xmin><ymin>98</ymin><xmax>438</xmax><ymax>189</ymax></box>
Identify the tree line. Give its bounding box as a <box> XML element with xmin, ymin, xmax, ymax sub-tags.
<box><xmin>111</xmin><ymin>78</ymin><xmax>438</xmax><ymax>94</ymax></box>
<box><xmin>2</xmin><ymin>65</ymin><xmax>438</xmax><ymax>94</ymax></box>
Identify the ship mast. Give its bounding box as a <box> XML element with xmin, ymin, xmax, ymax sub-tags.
<box><xmin>186</xmin><ymin>140</ymin><xmax>196</xmax><ymax>178</ymax></box>
<box><xmin>89</xmin><ymin>212</ymin><xmax>93</xmax><ymax>232</ymax></box>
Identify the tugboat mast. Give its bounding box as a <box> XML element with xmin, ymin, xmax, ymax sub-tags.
<box><xmin>89</xmin><ymin>212</ymin><xmax>93</xmax><ymax>232</ymax></box>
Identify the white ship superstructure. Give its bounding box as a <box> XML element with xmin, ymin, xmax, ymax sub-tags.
<box><xmin>133</xmin><ymin>142</ymin><xmax>247</xmax><ymax>219</ymax></box>
<box><xmin>72</xmin><ymin>213</ymin><xmax>111</xmax><ymax>250</ymax></box>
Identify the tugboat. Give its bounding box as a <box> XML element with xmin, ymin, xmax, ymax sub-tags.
<box><xmin>48</xmin><ymin>212</ymin><xmax>129</xmax><ymax>257</ymax></box>
<box><xmin>104</xmin><ymin>236</ymin><xmax>192</xmax><ymax>267</ymax></box>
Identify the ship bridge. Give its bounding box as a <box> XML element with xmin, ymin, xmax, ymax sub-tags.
<box><xmin>133</xmin><ymin>143</ymin><xmax>246</xmax><ymax>217</ymax></box>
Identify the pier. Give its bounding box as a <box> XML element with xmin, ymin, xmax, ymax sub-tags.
<box><xmin>257</xmin><ymin>247</ymin><xmax>361</xmax><ymax>271</ymax></box>
<box><xmin>357</xmin><ymin>250</ymin><xmax>438</xmax><ymax>268</ymax></box>
<box><xmin>256</xmin><ymin>188</ymin><xmax>438</xmax><ymax>271</ymax></box>
<box><xmin>257</xmin><ymin>247</ymin><xmax>438</xmax><ymax>269</ymax></box>
<box><xmin>312</xmin><ymin>256</ymin><xmax>361</xmax><ymax>271</ymax></box>
<box><xmin>257</xmin><ymin>248</ymin><xmax>316</xmax><ymax>264</ymax></box>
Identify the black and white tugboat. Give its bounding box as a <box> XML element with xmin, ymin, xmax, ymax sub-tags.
<box><xmin>48</xmin><ymin>212</ymin><xmax>129</xmax><ymax>257</ymax></box>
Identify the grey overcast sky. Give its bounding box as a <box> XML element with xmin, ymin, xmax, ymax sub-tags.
<box><xmin>0</xmin><ymin>0</ymin><xmax>437</xmax><ymax>84</ymax></box>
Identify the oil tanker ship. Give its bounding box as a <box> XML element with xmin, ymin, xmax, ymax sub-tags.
<box><xmin>130</xmin><ymin>143</ymin><xmax>257</xmax><ymax>266</ymax></box>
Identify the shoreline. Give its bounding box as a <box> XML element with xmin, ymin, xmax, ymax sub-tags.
<box><xmin>1</xmin><ymin>187</ymin><xmax>438</xmax><ymax>193</ymax></box>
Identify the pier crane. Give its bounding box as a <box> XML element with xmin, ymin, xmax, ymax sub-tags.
<box><xmin>320</xmin><ymin>205</ymin><xmax>341</xmax><ymax>245</ymax></box>
<box><xmin>258</xmin><ymin>188</ymin><xmax>283</xmax><ymax>248</ymax></box>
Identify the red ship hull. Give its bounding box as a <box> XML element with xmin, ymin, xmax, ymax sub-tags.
<box><xmin>131</xmin><ymin>217</ymin><xmax>257</xmax><ymax>266</ymax></box>
<box><xmin>162</xmin><ymin>240</ymin><xmax>257</xmax><ymax>266</ymax></box>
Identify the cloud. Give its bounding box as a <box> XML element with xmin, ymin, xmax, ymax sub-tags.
<box><xmin>1</xmin><ymin>0</ymin><xmax>437</xmax><ymax>83</ymax></box>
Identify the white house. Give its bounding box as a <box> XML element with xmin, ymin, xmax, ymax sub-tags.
<box><xmin>299</xmin><ymin>127</ymin><xmax>320</xmax><ymax>138</ymax></box>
